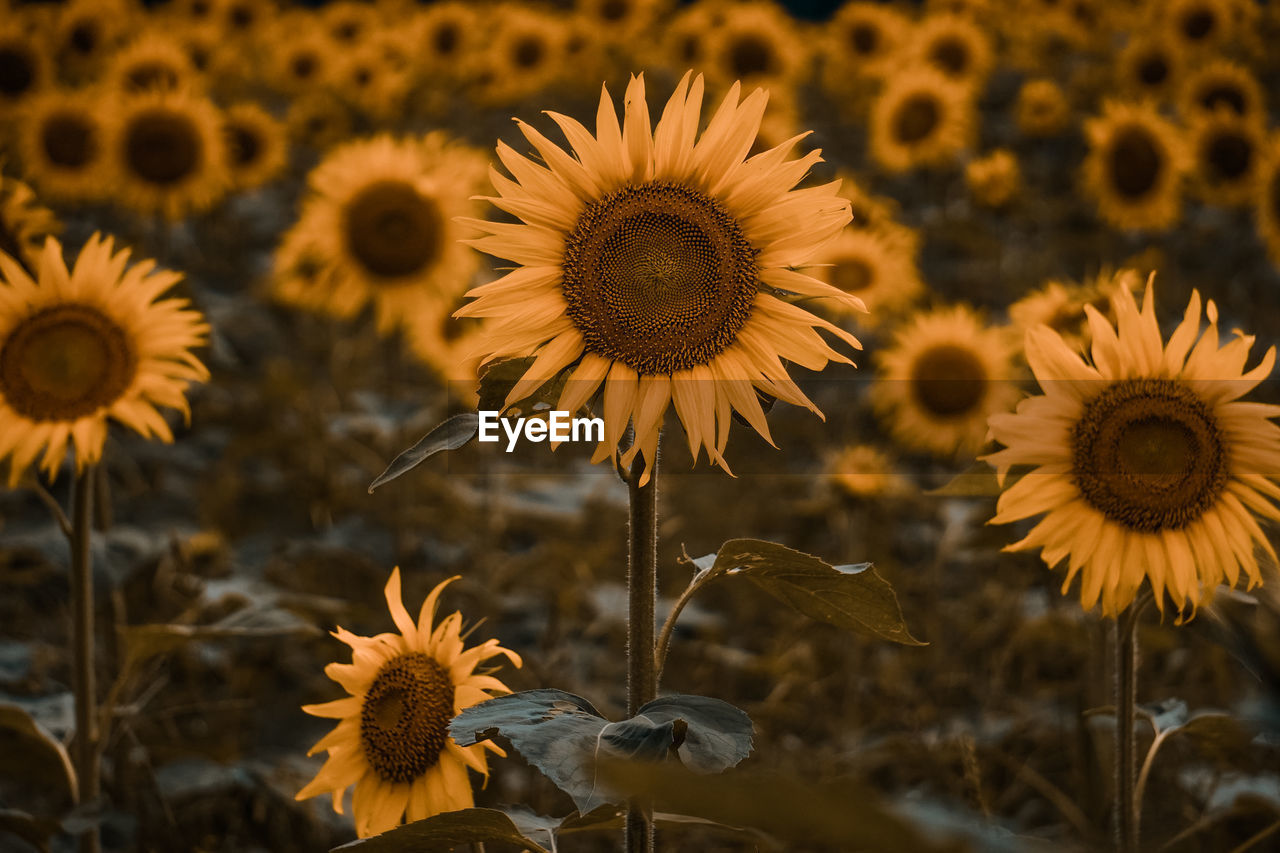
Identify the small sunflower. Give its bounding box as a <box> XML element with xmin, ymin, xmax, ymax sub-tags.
<box><xmin>111</xmin><ymin>89</ymin><xmax>230</xmax><ymax>220</ymax></box>
<box><xmin>574</xmin><ymin>0</ymin><xmax>668</xmax><ymax>44</ymax></box>
<box><xmin>840</xmin><ymin>176</ymin><xmax>921</xmax><ymax>255</ymax></box>
<box><xmin>1187</xmin><ymin>110</ymin><xmax>1263</xmax><ymax>208</ymax></box>
<box><xmin>456</xmin><ymin>73</ymin><xmax>859</xmax><ymax>483</ymax></box>
<box><xmin>322</xmin><ymin>1</ymin><xmax>380</xmax><ymax>48</ymax></box>
<box><xmin>1161</xmin><ymin>0</ymin><xmax>1239</xmax><ymax>54</ymax></box>
<box><xmin>0</xmin><ymin>24</ymin><xmax>51</xmax><ymax>117</ymax></box>
<box><xmin>52</xmin><ymin>0</ymin><xmax>133</xmax><ymax>80</ymax></box>
<box><xmin>213</xmin><ymin>0</ymin><xmax>274</xmax><ymax>40</ymax></box>
<box><xmin>1115</xmin><ymin>34</ymin><xmax>1183</xmax><ymax>103</ymax></box>
<box><xmin>332</xmin><ymin>41</ymin><xmax>412</xmax><ymax>122</ymax></box>
<box><xmin>0</xmin><ymin>234</ymin><xmax>209</xmax><ymax>485</ymax></box>
<box><xmin>1009</xmin><ymin>268</ymin><xmax>1138</xmax><ymax>353</ymax></box>
<box><xmin>410</xmin><ymin>2</ymin><xmax>479</xmax><ymax>81</ymax></box>
<box><xmin>405</xmin><ymin>293</ymin><xmax>485</xmax><ymax>404</ymax></box>
<box><xmin>0</xmin><ymin>170</ymin><xmax>62</xmax><ymax>273</ymax></box>
<box><xmin>1081</xmin><ymin>100</ymin><xmax>1188</xmax><ymax>232</ymax></box>
<box><xmin>17</xmin><ymin>89</ymin><xmax>112</xmax><ymax>203</ymax></box>
<box><xmin>1177</xmin><ymin>60</ymin><xmax>1264</xmax><ymax>124</ymax></box>
<box><xmin>869</xmin><ymin>67</ymin><xmax>975</xmax><ymax>173</ymax></box>
<box><xmin>986</xmin><ymin>278</ymin><xmax>1280</xmax><ymax>618</ymax></box>
<box><xmin>966</xmin><ymin>148</ymin><xmax>1021</xmax><ymax>208</ymax></box>
<box><xmin>905</xmin><ymin>14</ymin><xmax>994</xmax><ymax>93</ymax></box>
<box><xmin>296</xmin><ymin>569</ymin><xmax>521</xmax><ymax>838</ymax></box>
<box><xmin>471</xmin><ymin>6</ymin><xmax>569</xmax><ymax>106</ymax></box>
<box><xmin>873</xmin><ymin>305</ymin><xmax>1020</xmax><ymax>458</ymax></box>
<box><xmin>221</xmin><ymin>102</ymin><xmax>287</xmax><ymax>192</ymax></box>
<box><xmin>265</xmin><ymin>20</ymin><xmax>334</xmax><ymax>95</ymax></box>
<box><xmin>285</xmin><ymin>92</ymin><xmax>353</xmax><ymax>152</ymax></box>
<box><xmin>809</xmin><ymin>227</ymin><xmax>922</xmax><ymax>327</ymax></box>
<box><xmin>1257</xmin><ymin>138</ymin><xmax>1280</xmax><ymax>267</ymax></box>
<box><xmin>1015</xmin><ymin>78</ymin><xmax>1071</xmax><ymax>138</ymax></box>
<box><xmin>287</xmin><ymin>134</ymin><xmax>488</xmax><ymax>334</ymax></box>
<box><xmin>656</xmin><ymin>2</ymin><xmax>725</xmax><ymax>74</ymax></box>
<box><xmin>821</xmin><ymin>2</ymin><xmax>910</xmax><ymax>84</ymax></box>
<box><xmin>105</xmin><ymin>31</ymin><xmax>200</xmax><ymax>95</ymax></box>
<box><xmin>699</xmin><ymin>1</ymin><xmax>808</xmax><ymax>91</ymax></box>
<box><xmin>829</xmin><ymin>443</ymin><xmax>909</xmax><ymax>499</ymax></box>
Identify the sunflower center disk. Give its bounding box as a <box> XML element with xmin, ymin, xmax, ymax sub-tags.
<box><xmin>359</xmin><ymin>652</ymin><xmax>455</xmax><ymax>784</ymax></box>
<box><xmin>908</xmin><ymin>343</ymin><xmax>987</xmax><ymax>418</ymax></box>
<box><xmin>227</xmin><ymin>124</ymin><xmax>261</xmax><ymax>168</ymax></box>
<box><xmin>930</xmin><ymin>38</ymin><xmax>970</xmax><ymax>77</ymax></box>
<box><xmin>1206</xmin><ymin>132</ymin><xmax>1251</xmax><ymax>181</ymax></box>
<box><xmin>831</xmin><ymin>257</ymin><xmax>874</xmax><ymax>293</ymax></box>
<box><xmin>0</xmin><ymin>47</ymin><xmax>35</xmax><ymax>98</ymax></box>
<box><xmin>125</xmin><ymin>62</ymin><xmax>180</xmax><ymax>92</ymax></box>
<box><xmin>344</xmin><ymin>180</ymin><xmax>442</xmax><ymax>280</ymax></box>
<box><xmin>893</xmin><ymin>95</ymin><xmax>940</xmax><ymax>145</ymax></box>
<box><xmin>1200</xmin><ymin>84</ymin><xmax>1245</xmax><ymax>115</ymax></box>
<box><xmin>125</xmin><ymin>108</ymin><xmax>202</xmax><ymax>185</ymax></box>
<box><xmin>562</xmin><ymin>181</ymin><xmax>759</xmax><ymax>376</ymax></box>
<box><xmin>1137</xmin><ymin>55</ymin><xmax>1168</xmax><ymax>86</ymax></box>
<box><xmin>850</xmin><ymin>24</ymin><xmax>878</xmax><ymax>55</ymax></box>
<box><xmin>728</xmin><ymin>34</ymin><xmax>773</xmax><ymax>78</ymax></box>
<box><xmin>0</xmin><ymin>304</ymin><xmax>137</xmax><ymax>421</ymax></box>
<box><xmin>42</xmin><ymin>113</ymin><xmax>96</xmax><ymax>168</ymax></box>
<box><xmin>1108</xmin><ymin>127</ymin><xmax>1162</xmax><ymax>199</ymax></box>
<box><xmin>1072</xmin><ymin>378</ymin><xmax>1226</xmax><ymax>532</ymax></box>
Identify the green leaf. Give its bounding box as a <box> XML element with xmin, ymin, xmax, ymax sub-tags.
<box><xmin>449</xmin><ymin>689</ymin><xmax>754</xmax><ymax>813</ymax></box>
<box><xmin>477</xmin><ymin>357</ymin><xmax>571</xmax><ymax>417</ymax></box>
<box><xmin>330</xmin><ymin>808</ymin><xmax>549</xmax><ymax>853</ymax></box>
<box><xmin>0</xmin><ymin>703</ymin><xmax>77</xmax><ymax>802</ymax></box>
<box><xmin>367</xmin><ymin>413</ymin><xmax>478</xmax><ymax>493</ymax></box>
<box><xmin>696</xmin><ymin>539</ymin><xmax>924</xmax><ymax>646</ymax></box>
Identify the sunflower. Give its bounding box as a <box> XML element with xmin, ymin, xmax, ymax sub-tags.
<box><xmin>409</xmin><ymin>1</ymin><xmax>479</xmax><ymax>81</ymax></box>
<box><xmin>1187</xmin><ymin>110</ymin><xmax>1263</xmax><ymax>208</ymax></box>
<box><xmin>1161</xmin><ymin>0</ymin><xmax>1239</xmax><ymax>54</ymax></box>
<box><xmin>105</xmin><ymin>31</ymin><xmax>200</xmax><ymax>94</ymax></box>
<box><xmin>213</xmin><ymin>0</ymin><xmax>274</xmax><ymax>40</ymax></box>
<box><xmin>285</xmin><ymin>92</ymin><xmax>353</xmax><ymax>152</ymax></box>
<box><xmin>287</xmin><ymin>134</ymin><xmax>488</xmax><ymax>333</ymax></box>
<box><xmin>1257</xmin><ymin>138</ymin><xmax>1280</xmax><ymax>267</ymax></box>
<box><xmin>296</xmin><ymin>569</ymin><xmax>521</xmax><ymax>838</ymax></box>
<box><xmin>455</xmin><ymin>73</ymin><xmax>859</xmax><ymax>483</ymax></box>
<box><xmin>986</xmin><ymin>278</ymin><xmax>1280</xmax><ymax>618</ymax></box>
<box><xmin>322</xmin><ymin>1</ymin><xmax>380</xmax><ymax>48</ymax></box>
<box><xmin>966</xmin><ymin>148</ymin><xmax>1021</xmax><ymax>208</ymax></box>
<box><xmin>332</xmin><ymin>41</ymin><xmax>412</xmax><ymax>121</ymax></box>
<box><xmin>1081</xmin><ymin>100</ymin><xmax>1188</xmax><ymax>232</ymax></box>
<box><xmin>405</xmin><ymin>293</ymin><xmax>485</xmax><ymax>404</ymax></box>
<box><xmin>110</xmin><ymin>89</ymin><xmax>230</xmax><ymax>220</ymax></box>
<box><xmin>699</xmin><ymin>1</ymin><xmax>808</xmax><ymax>91</ymax></box>
<box><xmin>869</xmin><ymin>67</ymin><xmax>975</xmax><ymax>173</ymax></box>
<box><xmin>471</xmin><ymin>6</ymin><xmax>569</xmax><ymax>106</ymax></box>
<box><xmin>904</xmin><ymin>14</ymin><xmax>994</xmax><ymax>93</ymax></box>
<box><xmin>821</xmin><ymin>2</ymin><xmax>910</xmax><ymax>84</ymax></box>
<box><xmin>1009</xmin><ymin>268</ymin><xmax>1138</xmax><ymax>353</ymax></box>
<box><xmin>0</xmin><ymin>170</ymin><xmax>62</xmax><ymax>273</ymax></box>
<box><xmin>809</xmin><ymin>227</ymin><xmax>922</xmax><ymax>327</ymax></box>
<box><xmin>1115</xmin><ymin>33</ymin><xmax>1183</xmax><ymax>103</ymax></box>
<box><xmin>574</xmin><ymin>0</ymin><xmax>669</xmax><ymax>43</ymax></box>
<box><xmin>839</xmin><ymin>176</ymin><xmax>921</xmax><ymax>255</ymax></box>
<box><xmin>829</xmin><ymin>443</ymin><xmax>909</xmax><ymax>499</ymax></box>
<box><xmin>270</xmin><ymin>219</ymin><xmax>345</xmax><ymax>317</ymax></box>
<box><xmin>52</xmin><ymin>0</ymin><xmax>133</xmax><ymax>80</ymax></box>
<box><xmin>265</xmin><ymin>21</ymin><xmax>334</xmax><ymax>95</ymax></box>
<box><xmin>221</xmin><ymin>102</ymin><xmax>287</xmax><ymax>192</ymax></box>
<box><xmin>17</xmin><ymin>89</ymin><xmax>112</xmax><ymax>203</ymax></box>
<box><xmin>0</xmin><ymin>234</ymin><xmax>208</xmax><ymax>485</ymax></box>
<box><xmin>0</xmin><ymin>24</ymin><xmax>51</xmax><ymax>117</ymax></box>
<box><xmin>655</xmin><ymin>2</ymin><xmax>725</xmax><ymax>74</ymax></box>
<box><xmin>1177</xmin><ymin>60</ymin><xmax>1264</xmax><ymax>124</ymax></box>
<box><xmin>873</xmin><ymin>305</ymin><xmax>1020</xmax><ymax>458</ymax></box>
<box><xmin>1015</xmin><ymin>79</ymin><xmax>1071</xmax><ymax>138</ymax></box>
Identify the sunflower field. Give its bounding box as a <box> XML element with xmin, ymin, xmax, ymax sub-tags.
<box><xmin>3</xmin><ymin>0</ymin><xmax>1280</xmax><ymax>851</ymax></box>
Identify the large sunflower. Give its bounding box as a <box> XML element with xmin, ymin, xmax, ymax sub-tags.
<box><xmin>456</xmin><ymin>73</ymin><xmax>859</xmax><ymax>483</ymax></box>
<box><xmin>284</xmin><ymin>133</ymin><xmax>487</xmax><ymax>334</ymax></box>
<box><xmin>0</xmin><ymin>234</ymin><xmax>208</xmax><ymax>485</ymax></box>
<box><xmin>986</xmin><ymin>278</ymin><xmax>1280</xmax><ymax>618</ymax></box>
<box><xmin>296</xmin><ymin>569</ymin><xmax>521</xmax><ymax>838</ymax></box>
<box><xmin>1081</xmin><ymin>100</ymin><xmax>1188</xmax><ymax>232</ymax></box>
<box><xmin>873</xmin><ymin>305</ymin><xmax>1019</xmax><ymax>458</ymax></box>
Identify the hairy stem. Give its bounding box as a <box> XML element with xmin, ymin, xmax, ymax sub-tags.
<box><xmin>1113</xmin><ymin>594</ymin><xmax>1149</xmax><ymax>853</ymax></box>
<box><xmin>625</xmin><ymin>447</ymin><xmax>658</xmax><ymax>853</ymax></box>
<box><xmin>72</xmin><ymin>469</ymin><xmax>100</xmax><ymax>853</ymax></box>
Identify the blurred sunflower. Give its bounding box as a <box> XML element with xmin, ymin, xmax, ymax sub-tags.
<box><xmin>410</xmin><ymin>2</ymin><xmax>478</xmax><ymax>81</ymax></box>
<box><xmin>0</xmin><ymin>24</ymin><xmax>51</xmax><ymax>117</ymax></box>
<box><xmin>169</xmin><ymin>0</ymin><xmax>217</xmax><ymax>25</ymax></box>
<box><xmin>221</xmin><ymin>102</ymin><xmax>287</xmax><ymax>192</ymax></box>
<box><xmin>656</xmin><ymin>2</ymin><xmax>725</xmax><ymax>73</ymax></box>
<box><xmin>265</xmin><ymin>21</ymin><xmax>333</xmax><ymax>95</ymax></box>
<box><xmin>1015</xmin><ymin>79</ymin><xmax>1071</xmax><ymax>138</ymax></box>
<box><xmin>111</xmin><ymin>89</ymin><xmax>229</xmax><ymax>220</ymax></box>
<box><xmin>52</xmin><ymin>0</ymin><xmax>132</xmax><ymax>80</ymax></box>
<box><xmin>986</xmin><ymin>279</ymin><xmax>1280</xmax><ymax>618</ymax></box>
<box><xmin>905</xmin><ymin>14</ymin><xmax>994</xmax><ymax>93</ymax></box>
<box><xmin>1178</xmin><ymin>60</ymin><xmax>1264</xmax><ymax>124</ymax></box>
<box><xmin>700</xmin><ymin>1</ymin><xmax>808</xmax><ymax>91</ymax></box>
<box><xmin>966</xmin><ymin>148</ymin><xmax>1021</xmax><ymax>208</ymax></box>
<box><xmin>810</xmin><ymin>227</ymin><xmax>922</xmax><ymax>327</ymax></box>
<box><xmin>285</xmin><ymin>92</ymin><xmax>353</xmax><ymax>152</ymax></box>
<box><xmin>0</xmin><ymin>234</ymin><xmax>208</xmax><ymax>485</ymax></box>
<box><xmin>829</xmin><ymin>443</ymin><xmax>909</xmax><ymax>499</ymax></box>
<box><xmin>840</xmin><ymin>177</ymin><xmax>921</xmax><ymax>255</ymax></box>
<box><xmin>296</xmin><ymin>569</ymin><xmax>521</xmax><ymax>839</ymax></box>
<box><xmin>271</xmin><ymin>222</ymin><xmax>342</xmax><ymax>316</ymax></box>
<box><xmin>574</xmin><ymin>0</ymin><xmax>668</xmax><ymax>43</ymax></box>
<box><xmin>1257</xmin><ymin>139</ymin><xmax>1280</xmax><ymax>267</ymax></box>
<box><xmin>1188</xmin><ymin>110</ymin><xmax>1263</xmax><ymax>208</ymax></box>
<box><xmin>1082</xmin><ymin>101</ymin><xmax>1188</xmax><ymax>232</ymax></box>
<box><xmin>170</xmin><ymin>20</ymin><xmax>222</xmax><ymax>78</ymax></box>
<box><xmin>472</xmin><ymin>6</ymin><xmax>568</xmax><ymax>106</ymax></box>
<box><xmin>456</xmin><ymin>73</ymin><xmax>859</xmax><ymax>482</ymax></box>
<box><xmin>17</xmin><ymin>89</ymin><xmax>112</xmax><ymax>203</ymax></box>
<box><xmin>285</xmin><ymin>134</ymin><xmax>487</xmax><ymax>333</ymax></box>
<box><xmin>333</xmin><ymin>42</ymin><xmax>411</xmax><ymax>121</ymax></box>
<box><xmin>213</xmin><ymin>0</ymin><xmax>274</xmax><ymax>40</ymax></box>
<box><xmin>322</xmin><ymin>0</ymin><xmax>380</xmax><ymax>48</ymax></box>
<box><xmin>0</xmin><ymin>170</ymin><xmax>61</xmax><ymax>273</ymax></box>
<box><xmin>821</xmin><ymin>2</ymin><xmax>910</xmax><ymax>84</ymax></box>
<box><xmin>1009</xmin><ymin>268</ymin><xmax>1137</xmax><ymax>353</ymax></box>
<box><xmin>106</xmin><ymin>31</ymin><xmax>200</xmax><ymax>94</ymax></box>
<box><xmin>869</xmin><ymin>68</ymin><xmax>974</xmax><ymax>173</ymax></box>
<box><xmin>1161</xmin><ymin>0</ymin><xmax>1239</xmax><ymax>54</ymax></box>
<box><xmin>873</xmin><ymin>306</ymin><xmax>1019</xmax><ymax>458</ymax></box>
<box><xmin>406</xmin><ymin>294</ymin><xmax>484</xmax><ymax>404</ymax></box>
<box><xmin>1115</xmin><ymin>33</ymin><xmax>1183</xmax><ymax>102</ymax></box>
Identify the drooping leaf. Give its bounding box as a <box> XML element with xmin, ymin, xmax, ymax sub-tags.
<box><xmin>696</xmin><ymin>539</ymin><xmax>924</xmax><ymax>646</ymax></box>
<box><xmin>449</xmin><ymin>689</ymin><xmax>754</xmax><ymax>813</ymax></box>
<box><xmin>0</xmin><ymin>703</ymin><xmax>77</xmax><ymax>802</ymax></box>
<box><xmin>330</xmin><ymin>808</ymin><xmax>549</xmax><ymax>853</ymax></box>
<box><xmin>367</xmin><ymin>412</ymin><xmax>478</xmax><ymax>493</ymax></box>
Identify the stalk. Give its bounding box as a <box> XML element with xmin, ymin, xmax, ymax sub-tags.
<box><xmin>72</xmin><ymin>469</ymin><xmax>100</xmax><ymax>853</ymax></box>
<box><xmin>624</xmin><ymin>447</ymin><xmax>658</xmax><ymax>853</ymax></box>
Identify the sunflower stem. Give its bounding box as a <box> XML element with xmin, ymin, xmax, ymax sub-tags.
<box><xmin>71</xmin><ymin>468</ymin><xmax>101</xmax><ymax>853</ymax></box>
<box><xmin>625</xmin><ymin>445</ymin><xmax>658</xmax><ymax>853</ymax></box>
<box><xmin>1113</xmin><ymin>594</ymin><xmax>1149</xmax><ymax>853</ymax></box>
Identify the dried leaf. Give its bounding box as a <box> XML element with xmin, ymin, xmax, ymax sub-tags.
<box><xmin>330</xmin><ymin>808</ymin><xmax>549</xmax><ymax>853</ymax></box>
